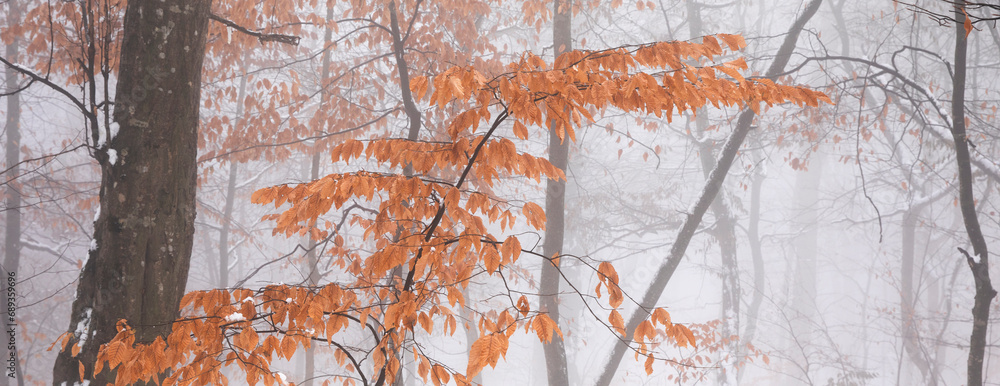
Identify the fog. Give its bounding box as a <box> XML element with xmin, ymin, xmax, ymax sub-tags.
<box><xmin>2</xmin><ymin>0</ymin><xmax>999</xmax><ymax>385</ymax></box>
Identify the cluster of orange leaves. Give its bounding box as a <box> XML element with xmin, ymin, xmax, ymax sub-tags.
<box><xmin>90</xmin><ymin>34</ymin><xmax>827</xmax><ymax>386</ymax></box>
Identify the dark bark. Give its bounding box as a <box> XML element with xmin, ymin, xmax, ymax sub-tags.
<box><xmin>593</xmin><ymin>1</ymin><xmax>822</xmax><ymax>384</ymax></box>
<box><xmin>388</xmin><ymin>4</ymin><xmax>421</xmax><ymax>383</ymax></box>
<box><xmin>540</xmin><ymin>0</ymin><xmax>571</xmax><ymax>385</ymax></box>
<box><xmin>952</xmin><ymin>3</ymin><xmax>996</xmax><ymax>386</ymax></box>
<box><xmin>2</xmin><ymin>1</ymin><xmax>22</xmax><ymax>385</ymax></box>
<box><xmin>51</xmin><ymin>0</ymin><xmax>212</xmax><ymax>384</ymax></box>
<box><xmin>388</xmin><ymin>1</ymin><xmax>421</xmax><ymax>144</ymax></box>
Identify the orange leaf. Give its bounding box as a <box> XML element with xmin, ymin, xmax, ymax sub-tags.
<box><xmin>717</xmin><ymin>33</ymin><xmax>746</xmax><ymax>51</ymax></box>
<box><xmin>281</xmin><ymin>335</ymin><xmax>297</xmax><ymax>359</ymax></box>
<box><xmin>532</xmin><ymin>314</ymin><xmax>562</xmax><ymax>343</ymax></box>
<box><xmin>512</xmin><ymin>121</ymin><xmax>529</xmax><ymax>140</ymax></box>
<box><xmin>516</xmin><ymin>295</ymin><xmax>530</xmax><ymax>317</ymax></box>
<box><xmin>431</xmin><ymin>364</ymin><xmax>451</xmax><ymax>386</ymax></box>
<box><xmin>963</xmin><ymin>8</ymin><xmax>973</xmax><ymax>38</ymax></box>
<box><xmin>418</xmin><ymin>357</ymin><xmax>430</xmax><ymax>383</ymax></box>
<box><xmin>418</xmin><ymin>313</ymin><xmax>433</xmax><ymax>334</ymax></box>
<box><xmin>522</xmin><ymin>202</ymin><xmax>546</xmax><ymax>230</ymax></box>
<box><xmin>236</xmin><ymin>328</ymin><xmax>259</xmax><ymax>352</ymax></box>
<box><xmin>652</xmin><ymin>308</ymin><xmax>672</xmax><ymax>327</ymax></box>
<box><xmin>609</xmin><ymin>310</ymin><xmax>625</xmax><ymax>336</ymax></box>
<box><xmin>466</xmin><ymin>333</ymin><xmax>509</xmax><ymax>378</ymax></box>
<box><xmin>635</xmin><ymin>320</ymin><xmax>655</xmax><ymax>342</ymax></box>
<box><xmin>501</xmin><ymin>236</ymin><xmax>522</xmax><ymax>263</ymax></box>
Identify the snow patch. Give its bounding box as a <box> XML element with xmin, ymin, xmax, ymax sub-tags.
<box><xmin>89</xmin><ymin>239</ymin><xmax>97</xmax><ymax>252</ymax></box>
<box><xmin>285</xmin><ymin>298</ymin><xmax>293</xmax><ymax>303</ymax></box>
<box><xmin>109</xmin><ymin>122</ymin><xmax>119</xmax><ymax>141</ymax></box>
<box><xmin>276</xmin><ymin>372</ymin><xmax>288</xmax><ymax>385</ymax></box>
<box><xmin>224</xmin><ymin>312</ymin><xmax>246</xmax><ymax>323</ymax></box>
<box><xmin>242</xmin><ymin>296</ymin><xmax>255</xmax><ymax>304</ymax></box>
<box><xmin>75</xmin><ymin>308</ymin><xmax>93</xmax><ymax>348</ymax></box>
<box><xmin>107</xmin><ymin>149</ymin><xmax>118</xmax><ymax>165</ymax></box>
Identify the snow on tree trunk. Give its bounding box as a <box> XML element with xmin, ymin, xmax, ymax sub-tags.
<box><xmin>51</xmin><ymin>1</ymin><xmax>211</xmax><ymax>384</ymax></box>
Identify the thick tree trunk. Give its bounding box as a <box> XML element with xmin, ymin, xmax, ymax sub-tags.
<box><xmin>539</xmin><ymin>0</ymin><xmax>571</xmax><ymax>385</ymax></box>
<box><xmin>952</xmin><ymin>4</ymin><xmax>996</xmax><ymax>386</ymax></box>
<box><xmin>2</xmin><ymin>2</ymin><xmax>22</xmax><ymax>385</ymax></box>
<box><xmin>51</xmin><ymin>1</ymin><xmax>211</xmax><ymax>384</ymax></box>
<box><xmin>592</xmin><ymin>2</ymin><xmax>822</xmax><ymax>384</ymax></box>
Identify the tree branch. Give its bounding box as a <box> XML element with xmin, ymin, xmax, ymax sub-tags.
<box><xmin>210</xmin><ymin>14</ymin><xmax>301</xmax><ymax>45</ymax></box>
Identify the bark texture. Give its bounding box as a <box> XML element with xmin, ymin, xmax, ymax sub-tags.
<box><xmin>51</xmin><ymin>1</ymin><xmax>212</xmax><ymax>384</ymax></box>
<box><xmin>952</xmin><ymin>3</ymin><xmax>996</xmax><ymax>385</ymax></box>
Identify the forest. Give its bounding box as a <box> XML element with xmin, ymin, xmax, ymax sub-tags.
<box><xmin>1</xmin><ymin>0</ymin><xmax>998</xmax><ymax>385</ymax></box>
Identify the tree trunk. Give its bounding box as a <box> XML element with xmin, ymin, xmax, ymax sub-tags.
<box><xmin>303</xmin><ymin>4</ymin><xmax>337</xmax><ymax>383</ymax></box>
<box><xmin>900</xmin><ymin>210</ymin><xmax>933</xmax><ymax>384</ymax></box>
<box><xmin>219</xmin><ymin>52</ymin><xmax>249</xmax><ymax>289</ymax></box>
<box><xmin>51</xmin><ymin>0</ymin><xmax>212</xmax><ymax>384</ymax></box>
<box><xmin>387</xmin><ymin>3</ymin><xmax>421</xmax><ymax>384</ymax></box>
<box><xmin>2</xmin><ymin>1</ymin><xmax>22</xmax><ymax>385</ymax></box>
<box><xmin>738</xmin><ymin>146</ymin><xmax>765</xmax><ymax>382</ymax></box>
<box><xmin>460</xmin><ymin>297</ymin><xmax>484</xmax><ymax>385</ymax></box>
<box><xmin>219</xmin><ymin>162</ymin><xmax>238</xmax><ymax>288</ymax></box>
<box><xmin>685</xmin><ymin>3</ymin><xmax>740</xmax><ymax>383</ymax></box>
<box><xmin>539</xmin><ymin>0</ymin><xmax>571</xmax><ymax>385</ymax></box>
<box><xmin>787</xmin><ymin>152</ymin><xmax>823</xmax><ymax>381</ymax></box>
<box><xmin>952</xmin><ymin>3</ymin><xmax>996</xmax><ymax>385</ymax></box>
<box><xmin>592</xmin><ymin>2</ymin><xmax>822</xmax><ymax>384</ymax></box>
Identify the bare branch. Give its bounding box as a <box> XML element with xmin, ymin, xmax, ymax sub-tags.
<box><xmin>210</xmin><ymin>14</ymin><xmax>301</xmax><ymax>45</ymax></box>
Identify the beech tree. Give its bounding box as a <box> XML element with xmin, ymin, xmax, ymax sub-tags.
<box><xmin>44</xmin><ymin>0</ymin><xmax>214</xmax><ymax>384</ymax></box>
<box><xmin>85</xmin><ymin>25</ymin><xmax>827</xmax><ymax>384</ymax></box>
<box><xmin>21</xmin><ymin>1</ymin><xmax>998</xmax><ymax>385</ymax></box>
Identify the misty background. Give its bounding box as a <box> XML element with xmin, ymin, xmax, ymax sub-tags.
<box><xmin>3</xmin><ymin>0</ymin><xmax>1000</xmax><ymax>385</ymax></box>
